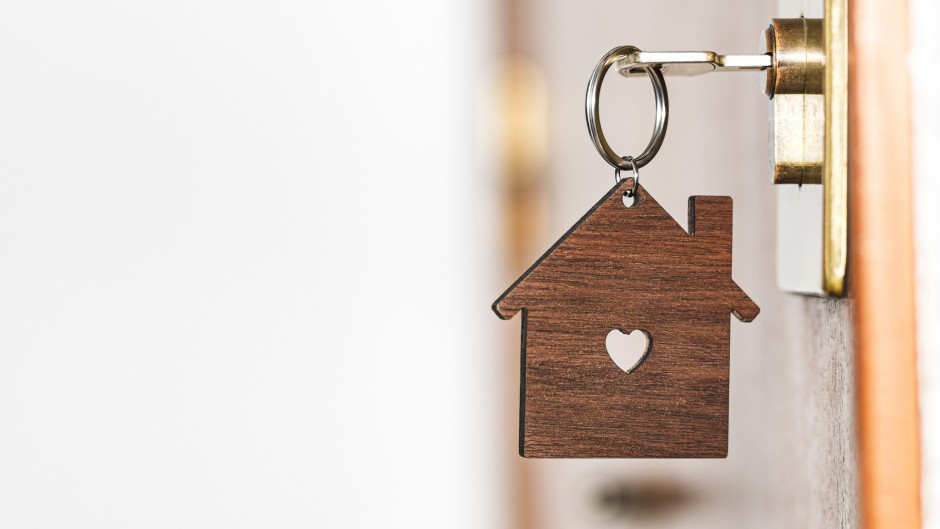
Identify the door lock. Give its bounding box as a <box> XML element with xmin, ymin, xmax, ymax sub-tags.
<box><xmin>616</xmin><ymin>19</ymin><xmax>824</xmax><ymax>186</ymax></box>
<box><xmin>614</xmin><ymin>16</ymin><xmax>847</xmax><ymax>296</ymax></box>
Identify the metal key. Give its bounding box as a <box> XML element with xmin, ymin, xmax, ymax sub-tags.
<box><xmin>615</xmin><ymin>51</ymin><xmax>771</xmax><ymax>77</ymax></box>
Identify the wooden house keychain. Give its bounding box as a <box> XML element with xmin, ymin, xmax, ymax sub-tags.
<box><xmin>493</xmin><ymin>46</ymin><xmax>759</xmax><ymax>458</ymax></box>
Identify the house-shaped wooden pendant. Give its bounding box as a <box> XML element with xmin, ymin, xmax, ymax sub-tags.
<box><xmin>493</xmin><ymin>179</ymin><xmax>759</xmax><ymax>458</ymax></box>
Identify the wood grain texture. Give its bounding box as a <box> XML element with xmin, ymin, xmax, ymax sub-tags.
<box><xmin>494</xmin><ymin>180</ymin><xmax>758</xmax><ymax>458</ymax></box>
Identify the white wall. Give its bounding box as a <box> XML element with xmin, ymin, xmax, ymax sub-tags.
<box><xmin>911</xmin><ymin>0</ymin><xmax>940</xmax><ymax>526</ymax></box>
<box><xmin>0</xmin><ymin>2</ymin><xmax>499</xmax><ymax>528</ymax></box>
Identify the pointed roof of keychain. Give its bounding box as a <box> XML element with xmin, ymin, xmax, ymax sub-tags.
<box><xmin>493</xmin><ymin>179</ymin><xmax>759</xmax><ymax>323</ymax></box>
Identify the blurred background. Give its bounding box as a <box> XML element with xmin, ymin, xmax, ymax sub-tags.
<box><xmin>2</xmin><ymin>0</ymin><xmax>930</xmax><ymax>528</ymax></box>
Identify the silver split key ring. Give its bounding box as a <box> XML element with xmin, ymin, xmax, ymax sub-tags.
<box><xmin>585</xmin><ymin>46</ymin><xmax>669</xmax><ymax>183</ymax></box>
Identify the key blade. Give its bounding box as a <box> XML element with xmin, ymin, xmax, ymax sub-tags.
<box><xmin>616</xmin><ymin>51</ymin><xmax>771</xmax><ymax>77</ymax></box>
<box><xmin>718</xmin><ymin>54</ymin><xmax>773</xmax><ymax>70</ymax></box>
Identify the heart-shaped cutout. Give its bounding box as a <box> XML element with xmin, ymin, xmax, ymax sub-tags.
<box><xmin>605</xmin><ymin>329</ymin><xmax>651</xmax><ymax>373</ymax></box>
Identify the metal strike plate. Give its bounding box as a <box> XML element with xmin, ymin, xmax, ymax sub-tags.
<box><xmin>824</xmin><ymin>0</ymin><xmax>849</xmax><ymax>297</ymax></box>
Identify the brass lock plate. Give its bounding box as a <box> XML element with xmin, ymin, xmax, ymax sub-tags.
<box><xmin>823</xmin><ymin>0</ymin><xmax>848</xmax><ymax>297</ymax></box>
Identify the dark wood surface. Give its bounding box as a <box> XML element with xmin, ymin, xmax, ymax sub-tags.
<box><xmin>494</xmin><ymin>180</ymin><xmax>758</xmax><ymax>458</ymax></box>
